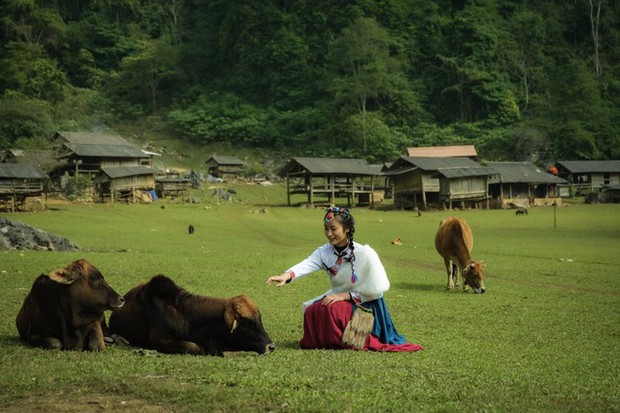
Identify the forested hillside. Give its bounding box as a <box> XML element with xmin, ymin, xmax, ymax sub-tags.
<box><xmin>1</xmin><ymin>0</ymin><xmax>618</xmax><ymax>164</ymax></box>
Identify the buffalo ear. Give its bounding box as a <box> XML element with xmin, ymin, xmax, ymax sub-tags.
<box><xmin>47</xmin><ymin>260</ymin><xmax>87</xmax><ymax>284</ymax></box>
<box><xmin>47</xmin><ymin>269</ymin><xmax>78</xmax><ymax>285</ymax></box>
<box><xmin>224</xmin><ymin>304</ymin><xmax>238</xmax><ymax>334</ymax></box>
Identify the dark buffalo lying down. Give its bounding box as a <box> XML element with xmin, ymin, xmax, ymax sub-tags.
<box><xmin>109</xmin><ymin>275</ymin><xmax>274</xmax><ymax>355</ymax></box>
<box><xmin>15</xmin><ymin>259</ymin><xmax>125</xmax><ymax>351</ymax></box>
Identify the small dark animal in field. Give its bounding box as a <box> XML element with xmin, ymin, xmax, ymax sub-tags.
<box><xmin>515</xmin><ymin>208</ymin><xmax>528</xmax><ymax>215</ymax></box>
<box><xmin>109</xmin><ymin>275</ymin><xmax>275</xmax><ymax>356</ymax></box>
<box><xmin>15</xmin><ymin>259</ymin><xmax>124</xmax><ymax>351</ymax></box>
<box><xmin>188</xmin><ymin>224</ymin><xmax>195</xmax><ymax>234</ymax></box>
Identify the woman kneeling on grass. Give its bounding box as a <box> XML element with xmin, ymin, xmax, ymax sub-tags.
<box><xmin>266</xmin><ymin>206</ymin><xmax>422</xmax><ymax>352</ymax></box>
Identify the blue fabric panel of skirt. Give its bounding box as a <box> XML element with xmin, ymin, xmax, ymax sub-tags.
<box><xmin>358</xmin><ymin>298</ymin><xmax>408</xmax><ymax>345</ymax></box>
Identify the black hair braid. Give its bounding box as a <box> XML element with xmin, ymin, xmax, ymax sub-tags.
<box><xmin>344</xmin><ymin>215</ymin><xmax>358</xmax><ymax>283</ymax></box>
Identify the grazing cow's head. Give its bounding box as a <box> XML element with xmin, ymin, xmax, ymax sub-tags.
<box><xmin>463</xmin><ymin>260</ymin><xmax>485</xmax><ymax>294</ymax></box>
<box><xmin>48</xmin><ymin>259</ymin><xmax>125</xmax><ymax>311</ymax></box>
<box><xmin>224</xmin><ymin>295</ymin><xmax>274</xmax><ymax>355</ymax></box>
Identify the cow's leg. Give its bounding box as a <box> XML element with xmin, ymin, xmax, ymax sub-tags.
<box><xmin>86</xmin><ymin>321</ymin><xmax>106</xmax><ymax>352</ymax></box>
<box><xmin>149</xmin><ymin>336</ymin><xmax>203</xmax><ymax>355</ymax></box>
<box><xmin>27</xmin><ymin>335</ymin><xmax>63</xmax><ymax>350</ymax></box>
<box><xmin>444</xmin><ymin>257</ymin><xmax>454</xmax><ymax>290</ymax></box>
<box><xmin>461</xmin><ymin>270</ymin><xmax>470</xmax><ymax>292</ymax></box>
<box><xmin>202</xmin><ymin>339</ymin><xmax>236</xmax><ymax>356</ymax></box>
<box><xmin>451</xmin><ymin>262</ymin><xmax>460</xmax><ymax>288</ymax></box>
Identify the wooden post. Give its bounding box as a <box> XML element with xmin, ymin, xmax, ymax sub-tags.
<box><xmin>308</xmin><ymin>173</ymin><xmax>314</xmax><ymax>207</ymax></box>
<box><xmin>286</xmin><ymin>175</ymin><xmax>291</xmax><ymax>206</ymax></box>
<box><xmin>347</xmin><ymin>176</ymin><xmax>352</xmax><ymax>208</ymax></box>
<box><xmin>370</xmin><ymin>175</ymin><xmax>375</xmax><ymax>206</ymax></box>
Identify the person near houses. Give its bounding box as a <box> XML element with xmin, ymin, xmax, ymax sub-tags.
<box><xmin>266</xmin><ymin>206</ymin><xmax>422</xmax><ymax>352</ymax></box>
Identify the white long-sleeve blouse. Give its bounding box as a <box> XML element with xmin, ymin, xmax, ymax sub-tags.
<box><xmin>285</xmin><ymin>241</ymin><xmax>390</xmax><ymax>309</ymax></box>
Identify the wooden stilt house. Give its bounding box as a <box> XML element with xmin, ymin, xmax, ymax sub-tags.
<box><xmin>278</xmin><ymin>157</ymin><xmax>381</xmax><ymax>207</ymax></box>
<box><xmin>487</xmin><ymin>162</ymin><xmax>567</xmax><ymax>208</ymax></box>
<box><xmin>0</xmin><ymin>164</ymin><xmax>49</xmax><ymax>212</ymax></box>
<box><xmin>384</xmin><ymin>157</ymin><xmax>493</xmax><ymax>210</ymax></box>
<box><xmin>93</xmin><ymin>166</ymin><xmax>155</xmax><ymax>203</ymax></box>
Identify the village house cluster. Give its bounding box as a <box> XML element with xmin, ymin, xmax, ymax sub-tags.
<box><xmin>1</xmin><ymin>132</ymin><xmax>619</xmax><ymax>212</ymax></box>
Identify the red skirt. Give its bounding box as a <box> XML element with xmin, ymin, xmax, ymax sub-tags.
<box><xmin>299</xmin><ymin>301</ymin><xmax>423</xmax><ymax>352</ymax></box>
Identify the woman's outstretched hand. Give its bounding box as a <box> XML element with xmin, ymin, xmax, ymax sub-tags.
<box><xmin>266</xmin><ymin>273</ymin><xmax>291</xmax><ymax>287</ymax></box>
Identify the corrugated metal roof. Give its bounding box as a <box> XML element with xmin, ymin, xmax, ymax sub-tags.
<box><xmin>382</xmin><ymin>165</ymin><xmax>418</xmax><ymax>176</ymax></box>
<box><xmin>385</xmin><ymin>157</ymin><xmax>493</xmax><ymax>177</ymax></box>
<box><xmin>98</xmin><ymin>166</ymin><xmax>154</xmax><ymax>179</ymax></box>
<box><xmin>0</xmin><ymin>163</ymin><xmax>49</xmax><ymax>179</ymax></box>
<box><xmin>407</xmin><ymin>145</ymin><xmax>477</xmax><ymax>157</ymax></box>
<box><xmin>279</xmin><ymin>157</ymin><xmax>376</xmax><ymax>176</ymax></box>
<box><xmin>206</xmin><ymin>156</ymin><xmax>246</xmax><ymax>166</ymax></box>
<box><xmin>556</xmin><ymin>160</ymin><xmax>620</xmax><ymax>173</ymax></box>
<box><xmin>487</xmin><ymin>162</ymin><xmax>567</xmax><ymax>184</ymax></box>
<box><xmin>55</xmin><ymin>131</ymin><xmax>131</xmax><ymax>146</ymax></box>
<box><xmin>390</xmin><ymin>156</ymin><xmax>480</xmax><ymax>170</ymax></box>
<box><xmin>438</xmin><ymin>167</ymin><xmax>493</xmax><ymax>178</ymax></box>
<box><xmin>65</xmin><ymin>144</ymin><xmax>148</xmax><ymax>158</ymax></box>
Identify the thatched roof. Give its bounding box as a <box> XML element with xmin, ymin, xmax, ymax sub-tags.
<box><xmin>279</xmin><ymin>157</ymin><xmax>377</xmax><ymax>176</ymax></box>
<box><xmin>0</xmin><ymin>163</ymin><xmax>49</xmax><ymax>179</ymax></box>
<box><xmin>487</xmin><ymin>162</ymin><xmax>567</xmax><ymax>184</ymax></box>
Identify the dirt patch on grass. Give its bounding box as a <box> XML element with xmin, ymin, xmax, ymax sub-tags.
<box><xmin>2</xmin><ymin>395</ymin><xmax>175</xmax><ymax>412</ymax></box>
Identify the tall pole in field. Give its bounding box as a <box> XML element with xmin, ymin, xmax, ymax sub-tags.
<box><xmin>553</xmin><ymin>201</ymin><xmax>557</xmax><ymax>228</ymax></box>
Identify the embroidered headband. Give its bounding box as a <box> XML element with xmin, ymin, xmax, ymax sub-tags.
<box><xmin>324</xmin><ymin>206</ymin><xmax>351</xmax><ymax>222</ymax></box>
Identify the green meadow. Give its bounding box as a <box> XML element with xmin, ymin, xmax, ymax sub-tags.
<box><xmin>0</xmin><ymin>184</ymin><xmax>619</xmax><ymax>412</ymax></box>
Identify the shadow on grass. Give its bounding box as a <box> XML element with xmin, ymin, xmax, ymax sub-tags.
<box><xmin>273</xmin><ymin>339</ymin><xmax>302</xmax><ymax>350</ymax></box>
<box><xmin>0</xmin><ymin>335</ymin><xmax>23</xmax><ymax>348</ymax></box>
<box><xmin>392</xmin><ymin>282</ymin><xmax>445</xmax><ymax>292</ymax></box>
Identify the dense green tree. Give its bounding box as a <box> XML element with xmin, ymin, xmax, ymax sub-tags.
<box><xmin>327</xmin><ymin>17</ymin><xmax>412</xmax><ymax>154</ymax></box>
<box><xmin>0</xmin><ymin>96</ymin><xmax>53</xmax><ymax>147</ymax></box>
<box><xmin>0</xmin><ymin>0</ymin><xmax>618</xmax><ymax>162</ymax></box>
<box><xmin>107</xmin><ymin>36</ymin><xmax>178</xmax><ymax>115</ymax></box>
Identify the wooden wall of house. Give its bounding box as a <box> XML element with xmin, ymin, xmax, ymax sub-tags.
<box><xmin>101</xmin><ymin>159</ymin><xmax>143</xmax><ymax>168</ymax></box>
<box><xmin>393</xmin><ymin>170</ymin><xmax>438</xmax><ymax>193</ymax></box>
<box><xmin>440</xmin><ymin>177</ymin><xmax>484</xmax><ymax>200</ymax></box>
<box><xmin>591</xmin><ymin>172</ymin><xmax>620</xmax><ymax>187</ymax></box>
<box><xmin>110</xmin><ymin>175</ymin><xmax>154</xmax><ymax>191</ymax></box>
<box><xmin>439</xmin><ymin>176</ymin><xmax>487</xmax><ymax>200</ymax></box>
<box><xmin>0</xmin><ymin>178</ymin><xmax>47</xmax><ymax>211</ymax></box>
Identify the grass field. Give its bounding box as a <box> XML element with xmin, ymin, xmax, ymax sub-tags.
<box><xmin>0</xmin><ymin>184</ymin><xmax>619</xmax><ymax>412</ymax></box>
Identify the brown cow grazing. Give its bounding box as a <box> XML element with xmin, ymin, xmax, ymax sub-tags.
<box><xmin>434</xmin><ymin>217</ymin><xmax>486</xmax><ymax>293</ymax></box>
<box><xmin>15</xmin><ymin>259</ymin><xmax>125</xmax><ymax>351</ymax></box>
<box><xmin>109</xmin><ymin>275</ymin><xmax>274</xmax><ymax>356</ymax></box>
